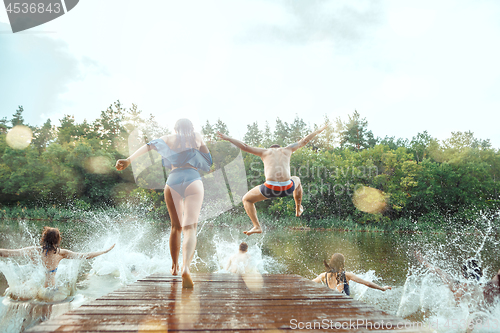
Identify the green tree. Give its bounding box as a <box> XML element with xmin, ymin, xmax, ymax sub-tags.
<box><xmin>243</xmin><ymin>122</ymin><xmax>261</xmax><ymax>146</ymax></box>
<box><xmin>337</xmin><ymin>110</ymin><xmax>377</xmax><ymax>151</ymax></box>
<box><xmin>378</xmin><ymin>136</ymin><xmax>409</xmax><ymax>151</ymax></box>
<box><xmin>443</xmin><ymin>131</ymin><xmax>491</xmax><ymax>152</ymax></box>
<box><xmin>273</xmin><ymin>118</ymin><xmax>290</xmax><ymax>147</ymax></box>
<box><xmin>409</xmin><ymin>131</ymin><xmax>435</xmax><ymax>163</ymax></box>
<box><xmin>214</xmin><ymin>118</ymin><xmax>229</xmax><ymax>136</ymax></box>
<box><xmin>142</xmin><ymin>113</ymin><xmax>170</xmax><ymax>140</ymax></box>
<box><xmin>94</xmin><ymin>100</ymin><xmax>127</xmax><ymax>148</ymax></box>
<box><xmin>202</xmin><ymin>120</ymin><xmax>216</xmax><ymax>142</ymax></box>
<box><xmin>57</xmin><ymin>115</ymin><xmax>79</xmax><ymax>144</ymax></box>
<box><xmin>124</xmin><ymin>103</ymin><xmax>144</xmax><ymax>133</ymax></box>
<box><xmin>0</xmin><ymin>117</ymin><xmax>8</xmax><ymax>133</ymax></box>
<box><xmin>11</xmin><ymin>106</ymin><xmax>25</xmax><ymax>127</ymax></box>
<box><xmin>289</xmin><ymin>116</ymin><xmax>308</xmax><ymax>143</ymax></box>
<box><xmin>32</xmin><ymin>119</ymin><xmax>56</xmax><ymax>152</ymax></box>
<box><xmin>262</xmin><ymin>121</ymin><xmax>273</xmax><ymax>148</ymax></box>
<box><xmin>312</xmin><ymin>115</ymin><xmax>336</xmax><ymax>150</ymax></box>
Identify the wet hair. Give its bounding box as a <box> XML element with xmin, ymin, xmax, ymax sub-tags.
<box><xmin>174</xmin><ymin>119</ymin><xmax>197</xmax><ymax>150</ymax></box>
<box><xmin>269</xmin><ymin>144</ymin><xmax>280</xmax><ymax>148</ymax></box>
<box><xmin>461</xmin><ymin>258</ymin><xmax>483</xmax><ymax>281</ymax></box>
<box><xmin>239</xmin><ymin>242</ymin><xmax>248</xmax><ymax>252</ymax></box>
<box><xmin>324</xmin><ymin>253</ymin><xmax>345</xmax><ymax>286</ymax></box>
<box><xmin>40</xmin><ymin>226</ymin><xmax>61</xmax><ymax>255</ymax></box>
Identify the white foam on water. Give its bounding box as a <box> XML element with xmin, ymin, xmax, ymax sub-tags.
<box><xmin>210</xmin><ymin>234</ymin><xmax>285</xmax><ymax>274</ymax></box>
<box><xmin>393</xmin><ymin>214</ymin><xmax>500</xmax><ymax>332</ymax></box>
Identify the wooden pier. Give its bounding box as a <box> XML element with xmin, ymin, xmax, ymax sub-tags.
<box><xmin>26</xmin><ymin>273</ymin><xmax>427</xmax><ymax>332</ymax></box>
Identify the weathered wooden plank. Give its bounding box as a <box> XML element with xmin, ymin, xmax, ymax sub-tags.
<box><xmin>26</xmin><ymin>314</ymin><xmax>424</xmax><ymax>333</ymax></box>
<box><xmin>26</xmin><ymin>273</ymin><xmax>428</xmax><ymax>333</ymax></box>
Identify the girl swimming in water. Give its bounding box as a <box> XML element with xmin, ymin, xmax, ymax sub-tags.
<box><xmin>312</xmin><ymin>253</ymin><xmax>392</xmax><ymax>295</ymax></box>
<box><xmin>0</xmin><ymin>226</ymin><xmax>114</xmax><ymax>300</ymax></box>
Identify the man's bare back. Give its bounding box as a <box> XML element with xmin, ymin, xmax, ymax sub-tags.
<box><xmin>217</xmin><ymin>124</ymin><xmax>327</xmax><ymax>235</ymax></box>
<box><xmin>260</xmin><ymin>147</ymin><xmax>293</xmax><ymax>181</ymax></box>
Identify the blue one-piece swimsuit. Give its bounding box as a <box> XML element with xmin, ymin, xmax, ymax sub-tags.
<box><xmin>147</xmin><ymin>139</ymin><xmax>213</xmax><ymax>197</ymax></box>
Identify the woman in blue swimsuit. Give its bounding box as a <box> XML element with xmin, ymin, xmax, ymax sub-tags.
<box><xmin>312</xmin><ymin>253</ymin><xmax>391</xmax><ymax>295</ymax></box>
<box><xmin>116</xmin><ymin>119</ymin><xmax>212</xmax><ymax>288</ymax></box>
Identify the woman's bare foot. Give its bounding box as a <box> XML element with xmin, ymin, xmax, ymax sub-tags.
<box><xmin>171</xmin><ymin>264</ymin><xmax>179</xmax><ymax>276</ymax></box>
<box><xmin>181</xmin><ymin>269</ymin><xmax>194</xmax><ymax>288</ymax></box>
<box><xmin>296</xmin><ymin>205</ymin><xmax>304</xmax><ymax>217</ymax></box>
<box><xmin>243</xmin><ymin>226</ymin><xmax>262</xmax><ymax>236</ymax></box>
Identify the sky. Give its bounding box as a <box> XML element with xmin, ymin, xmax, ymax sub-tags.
<box><xmin>1</xmin><ymin>0</ymin><xmax>499</xmax><ymax>147</ymax></box>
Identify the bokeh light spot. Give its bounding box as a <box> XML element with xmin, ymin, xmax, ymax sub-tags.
<box><xmin>352</xmin><ymin>186</ymin><xmax>387</xmax><ymax>214</ymax></box>
<box><xmin>6</xmin><ymin>125</ymin><xmax>33</xmax><ymax>150</ymax></box>
<box><xmin>84</xmin><ymin>156</ymin><xmax>112</xmax><ymax>174</ymax></box>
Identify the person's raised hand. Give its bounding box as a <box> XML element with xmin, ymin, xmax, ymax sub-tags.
<box><xmin>217</xmin><ymin>131</ymin><xmax>229</xmax><ymax>141</ymax></box>
<box><xmin>115</xmin><ymin>159</ymin><xmax>130</xmax><ymax>171</ymax></box>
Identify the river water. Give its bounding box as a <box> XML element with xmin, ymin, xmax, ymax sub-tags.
<box><xmin>0</xmin><ymin>214</ymin><xmax>499</xmax><ymax>332</ymax></box>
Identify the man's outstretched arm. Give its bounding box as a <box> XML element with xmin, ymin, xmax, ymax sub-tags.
<box><xmin>286</xmin><ymin>124</ymin><xmax>328</xmax><ymax>152</ymax></box>
<box><xmin>217</xmin><ymin>132</ymin><xmax>267</xmax><ymax>157</ymax></box>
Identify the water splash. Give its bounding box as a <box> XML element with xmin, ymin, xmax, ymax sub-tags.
<box><xmin>210</xmin><ymin>233</ymin><xmax>285</xmax><ymax>274</ymax></box>
<box><xmin>394</xmin><ymin>213</ymin><xmax>500</xmax><ymax>332</ymax></box>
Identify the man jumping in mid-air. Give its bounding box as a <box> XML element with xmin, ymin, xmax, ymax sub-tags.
<box><xmin>218</xmin><ymin>124</ymin><xmax>327</xmax><ymax>236</ymax></box>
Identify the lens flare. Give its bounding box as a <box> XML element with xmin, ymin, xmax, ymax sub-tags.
<box><xmin>84</xmin><ymin>156</ymin><xmax>112</xmax><ymax>174</ymax></box>
<box><xmin>6</xmin><ymin>125</ymin><xmax>32</xmax><ymax>149</ymax></box>
<box><xmin>242</xmin><ymin>272</ymin><xmax>264</xmax><ymax>292</ymax></box>
<box><xmin>138</xmin><ymin>317</ymin><xmax>168</xmax><ymax>332</ymax></box>
<box><xmin>114</xmin><ymin>136</ymin><xmax>129</xmax><ymax>156</ymax></box>
<box><xmin>175</xmin><ymin>289</ymin><xmax>200</xmax><ymax>324</ymax></box>
<box><xmin>352</xmin><ymin>186</ymin><xmax>387</xmax><ymax>214</ymax></box>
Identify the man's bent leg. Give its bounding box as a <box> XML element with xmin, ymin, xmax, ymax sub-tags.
<box><xmin>291</xmin><ymin>176</ymin><xmax>304</xmax><ymax>217</ymax></box>
<box><xmin>242</xmin><ymin>186</ymin><xmax>268</xmax><ymax>236</ymax></box>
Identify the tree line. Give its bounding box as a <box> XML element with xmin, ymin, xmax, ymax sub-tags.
<box><xmin>1</xmin><ymin>102</ymin><xmax>499</xmax><ymax>226</ymax></box>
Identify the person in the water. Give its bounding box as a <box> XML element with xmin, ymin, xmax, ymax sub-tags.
<box><xmin>414</xmin><ymin>251</ymin><xmax>485</xmax><ymax>303</ymax></box>
<box><xmin>217</xmin><ymin>124</ymin><xmax>327</xmax><ymax>236</ymax></box>
<box><xmin>0</xmin><ymin>227</ymin><xmax>115</xmax><ymax>290</ymax></box>
<box><xmin>312</xmin><ymin>253</ymin><xmax>392</xmax><ymax>295</ymax></box>
<box><xmin>483</xmin><ymin>269</ymin><xmax>500</xmax><ymax>306</ymax></box>
<box><xmin>115</xmin><ymin>118</ymin><xmax>212</xmax><ymax>288</ymax></box>
<box><xmin>225</xmin><ymin>242</ymin><xmax>251</xmax><ymax>274</ymax></box>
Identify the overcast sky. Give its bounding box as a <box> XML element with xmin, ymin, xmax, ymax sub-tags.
<box><xmin>1</xmin><ymin>0</ymin><xmax>499</xmax><ymax>147</ymax></box>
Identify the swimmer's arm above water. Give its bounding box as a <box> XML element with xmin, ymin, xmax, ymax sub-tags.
<box><xmin>61</xmin><ymin>244</ymin><xmax>115</xmax><ymax>260</ymax></box>
<box><xmin>0</xmin><ymin>246</ymin><xmax>37</xmax><ymax>258</ymax></box>
<box><xmin>414</xmin><ymin>251</ymin><xmax>454</xmax><ymax>286</ymax></box>
<box><xmin>346</xmin><ymin>272</ymin><xmax>392</xmax><ymax>291</ymax></box>
<box><xmin>312</xmin><ymin>272</ymin><xmax>326</xmax><ymax>283</ymax></box>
